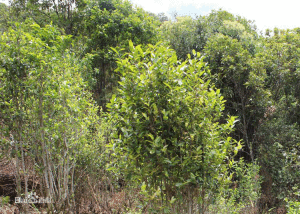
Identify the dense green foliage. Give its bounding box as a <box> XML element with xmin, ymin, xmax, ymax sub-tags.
<box><xmin>251</xmin><ymin>29</ymin><xmax>300</xmax><ymax>206</ymax></box>
<box><xmin>78</xmin><ymin>0</ymin><xmax>160</xmax><ymax>109</ymax></box>
<box><xmin>107</xmin><ymin>43</ymin><xmax>241</xmax><ymax>212</ymax></box>
<box><xmin>0</xmin><ymin>21</ymin><xmax>100</xmax><ymax>212</ymax></box>
<box><xmin>0</xmin><ymin>0</ymin><xmax>299</xmax><ymax>213</ymax></box>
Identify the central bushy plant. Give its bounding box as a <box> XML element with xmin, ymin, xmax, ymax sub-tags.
<box><xmin>107</xmin><ymin>42</ymin><xmax>241</xmax><ymax>213</ymax></box>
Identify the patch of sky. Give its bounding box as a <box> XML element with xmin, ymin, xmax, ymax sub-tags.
<box><xmin>168</xmin><ymin>3</ymin><xmax>215</xmax><ymax>20</ymax></box>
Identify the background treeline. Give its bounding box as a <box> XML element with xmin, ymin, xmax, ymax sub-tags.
<box><xmin>0</xmin><ymin>0</ymin><xmax>300</xmax><ymax>213</ymax></box>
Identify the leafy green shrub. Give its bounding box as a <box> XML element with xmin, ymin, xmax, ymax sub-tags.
<box><xmin>0</xmin><ymin>20</ymin><xmax>100</xmax><ymax>212</ymax></box>
<box><xmin>286</xmin><ymin>200</ymin><xmax>300</xmax><ymax>214</ymax></box>
<box><xmin>285</xmin><ymin>187</ymin><xmax>300</xmax><ymax>214</ymax></box>
<box><xmin>107</xmin><ymin>41</ymin><xmax>241</xmax><ymax>213</ymax></box>
<box><xmin>208</xmin><ymin>160</ymin><xmax>261</xmax><ymax>214</ymax></box>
